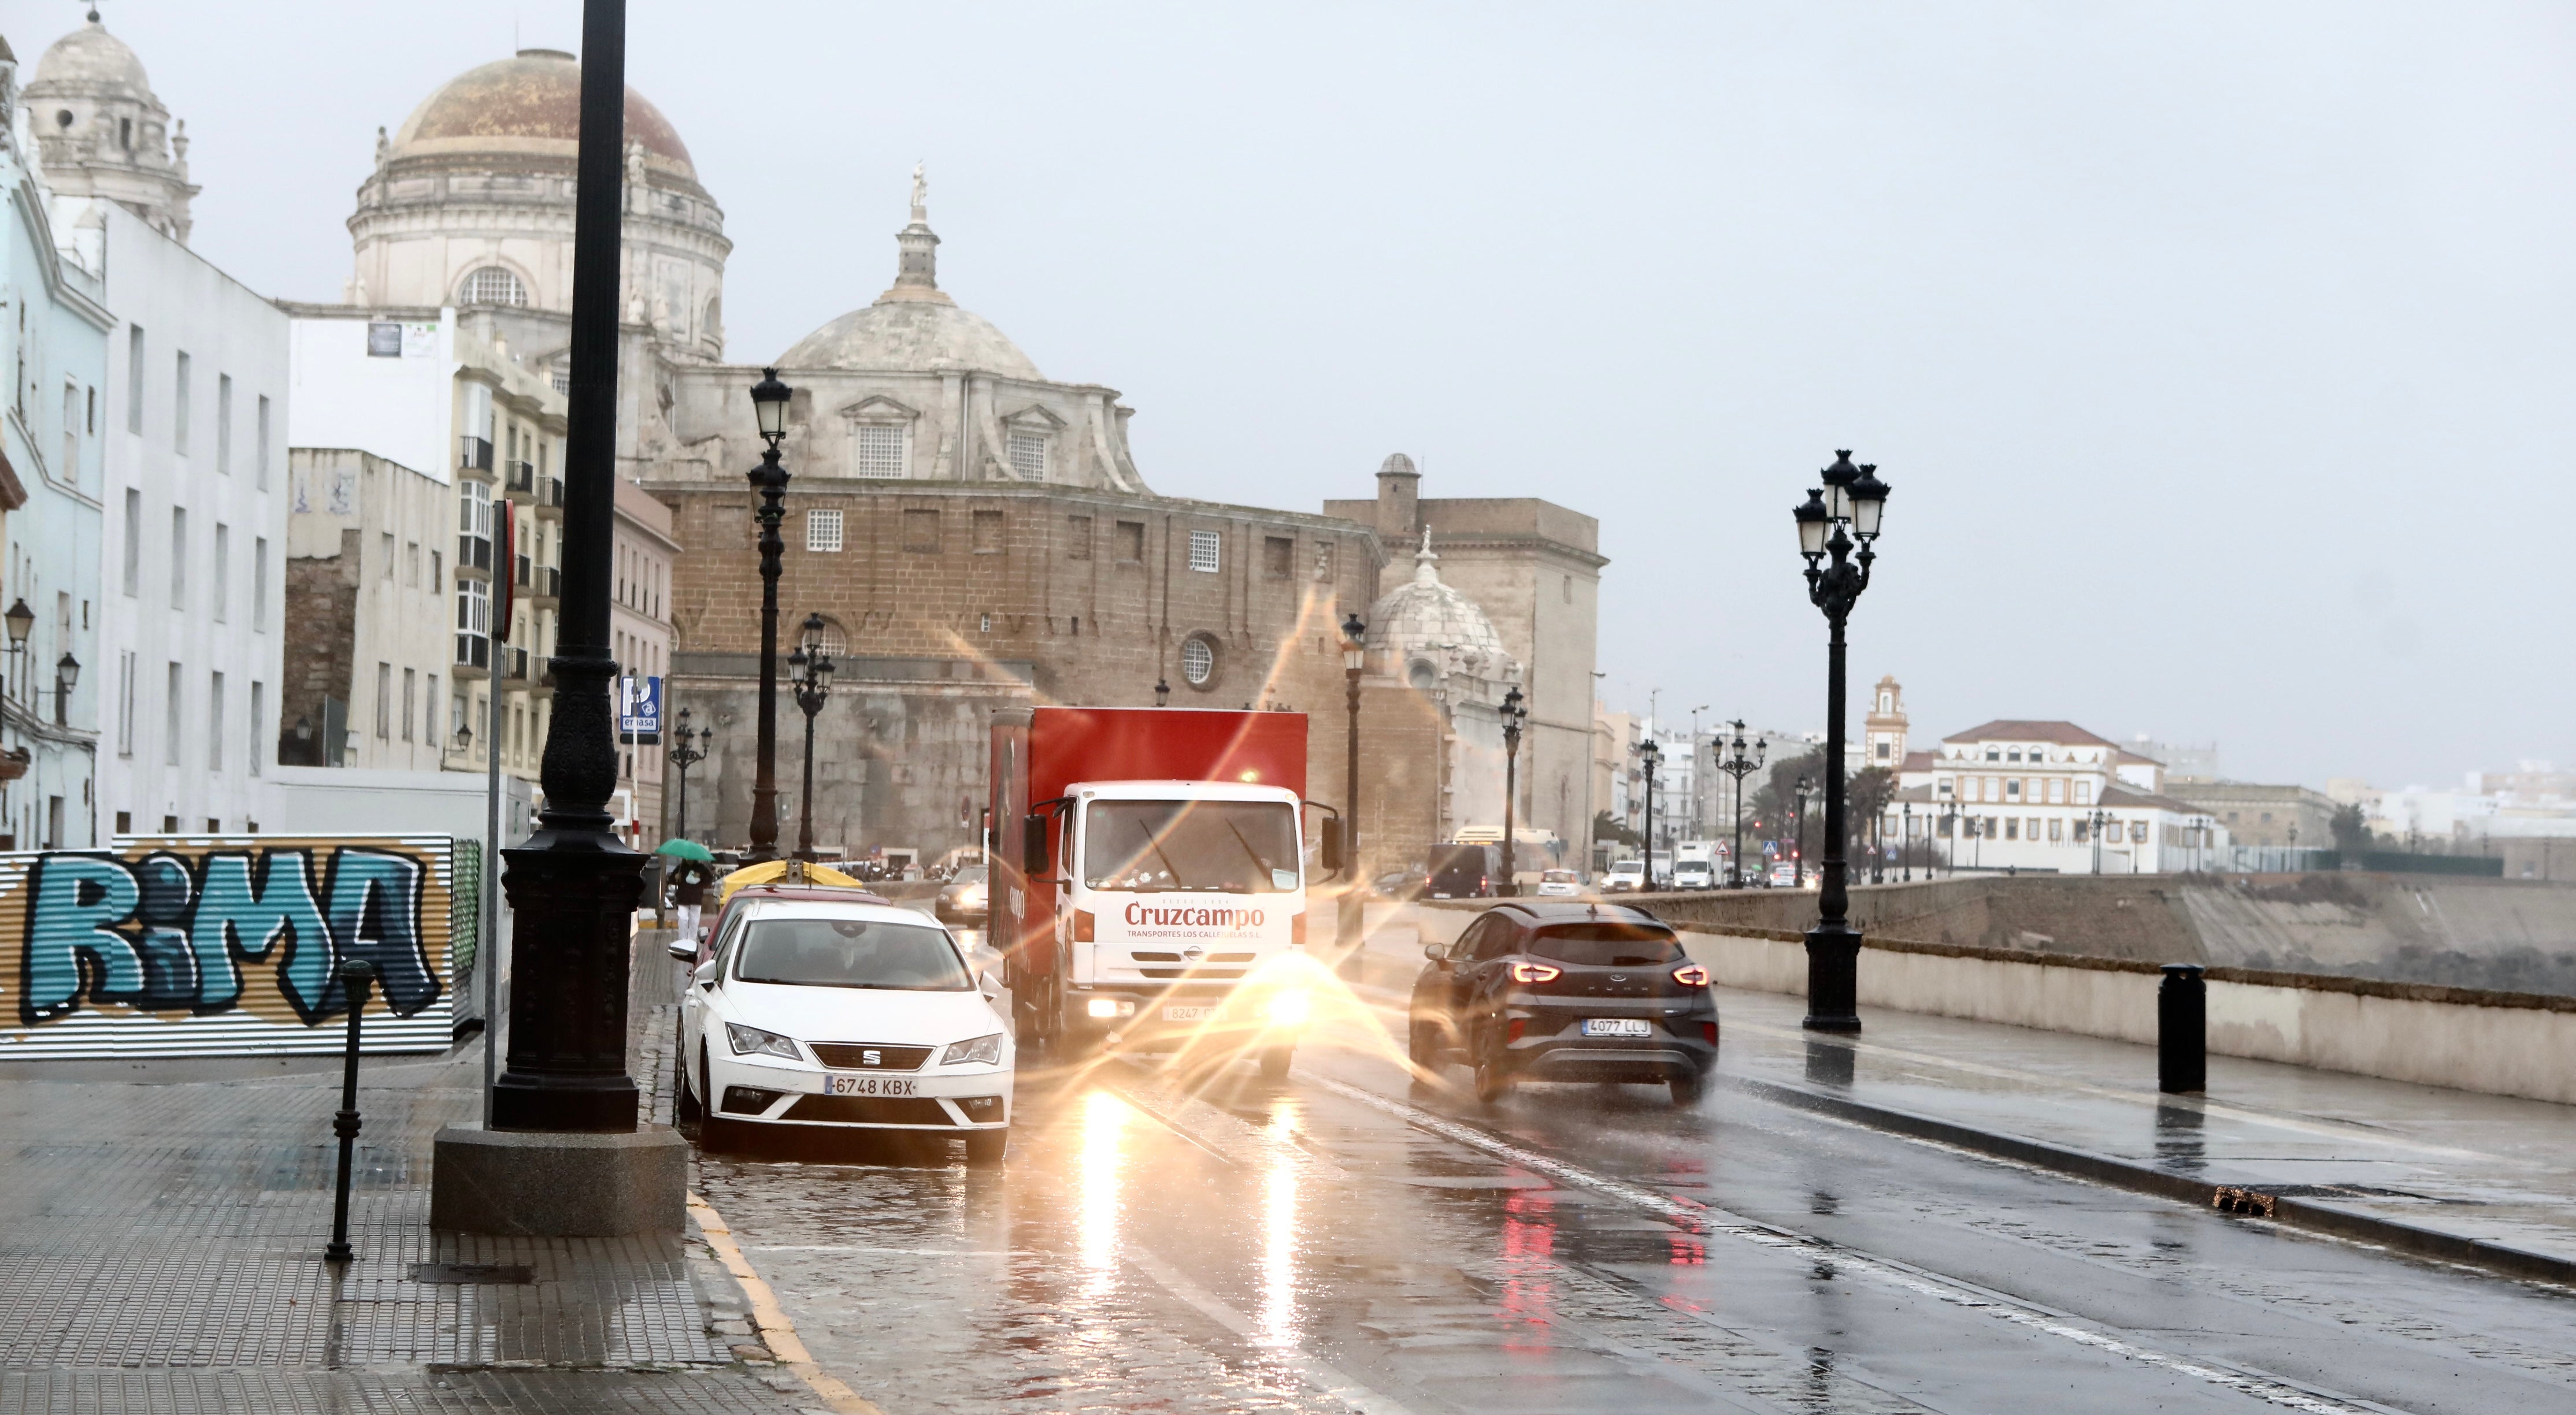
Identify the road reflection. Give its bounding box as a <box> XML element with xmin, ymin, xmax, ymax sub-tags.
<box><xmin>1261</xmin><ymin>1145</ymin><xmax>1300</xmax><ymax>1348</ymax></box>
<box><xmin>1078</xmin><ymin>1089</ymin><xmax>1126</xmax><ymax>1295</ymax></box>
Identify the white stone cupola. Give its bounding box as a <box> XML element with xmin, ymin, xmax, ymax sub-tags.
<box><xmin>25</xmin><ymin>10</ymin><xmax>198</xmax><ymax>243</ymax></box>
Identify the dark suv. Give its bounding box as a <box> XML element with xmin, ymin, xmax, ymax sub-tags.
<box><xmin>1408</xmin><ymin>901</ymin><xmax>1718</xmax><ymax>1105</ymax></box>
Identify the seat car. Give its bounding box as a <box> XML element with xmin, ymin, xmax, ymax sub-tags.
<box><xmin>670</xmin><ymin>897</ymin><xmax>1014</xmax><ymax>1163</ymax></box>
<box><xmin>936</xmin><ymin>863</ymin><xmax>991</xmax><ymax>924</ymax></box>
<box><xmin>1534</xmin><ymin>868</ymin><xmax>1581</xmax><ymax>897</ymax></box>
<box><xmin>1408</xmin><ymin>901</ymin><xmax>1718</xmax><ymax>1105</ymax></box>
<box><xmin>683</xmin><ymin>880</ymin><xmax>893</xmax><ymax>966</ymax></box>
<box><xmin>1602</xmin><ymin>859</ymin><xmax>1647</xmax><ymax>893</ymax></box>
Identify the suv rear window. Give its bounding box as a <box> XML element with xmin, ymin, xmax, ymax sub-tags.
<box><xmin>1528</xmin><ymin>924</ymin><xmax>1683</xmax><ymax>967</ymax></box>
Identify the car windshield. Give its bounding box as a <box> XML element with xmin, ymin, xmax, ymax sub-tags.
<box><xmin>733</xmin><ymin>916</ymin><xmax>972</xmax><ymax>990</ymax></box>
<box><xmin>951</xmin><ymin>865</ymin><xmax>988</xmax><ymax>885</ymax></box>
<box><xmin>1082</xmin><ymin>800</ymin><xmax>1300</xmax><ymax>893</ymax></box>
<box><xmin>1528</xmin><ymin>923</ymin><xmax>1684</xmax><ymax>967</ymax></box>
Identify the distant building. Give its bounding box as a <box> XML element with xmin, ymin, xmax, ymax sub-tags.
<box><xmin>1893</xmin><ymin>720</ymin><xmax>2222</xmax><ymax>874</ymax></box>
<box><xmin>2128</xmin><ymin>734</ymin><xmax>2219</xmax><ymax>784</ymax></box>
<box><xmin>2166</xmin><ymin>782</ymin><xmax>2334</xmax><ymax>851</ymax></box>
<box><xmin>1862</xmin><ymin>675</ymin><xmax>1908</xmax><ymax>773</ymax></box>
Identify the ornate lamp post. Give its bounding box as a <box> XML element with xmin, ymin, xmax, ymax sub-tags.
<box><xmin>1942</xmin><ymin>799</ymin><xmax>1958</xmax><ymax>877</ymax></box>
<box><xmin>2088</xmin><ymin>807</ymin><xmax>2112</xmax><ymax>874</ymax></box>
<box><xmin>1793</xmin><ymin>774</ymin><xmax>1812</xmax><ymax>887</ymax></box>
<box><xmin>1634</xmin><ymin>734</ymin><xmax>1662</xmax><ymax>890</ymax></box>
<box><xmin>1793</xmin><ymin>450</ymin><xmax>1890</xmax><ymax>1034</ymax></box>
<box><xmin>1155</xmin><ymin>676</ymin><xmax>1171</xmax><ymax>708</ymax></box>
<box><xmin>668</xmin><ymin>708</ymin><xmax>709</xmax><ymax>842</ymax></box>
<box><xmin>1499</xmin><ymin>684</ymin><xmax>1527</xmax><ymax>896</ymax></box>
<box><xmin>742</xmin><ymin>367</ymin><xmax>794</xmax><ymax>864</ymax></box>
<box><xmin>788</xmin><ymin>615</ymin><xmax>835</xmax><ymax>862</ymax></box>
<box><xmin>52</xmin><ymin>652</ymin><xmax>78</xmax><ymax>727</ymax></box>
<box><xmin>1902</xmin><ymin>802</ymin><xmax>1914</xmax><ymax>882</ymax></box>
<box><xmin>1715</xmin><ymin>720</ymin><xmax>1765</xmax><ymax>888</ymax></box>
<box><xmin>1337</xmin><ymin>614</ymin><xmax>1365</xmax><ymax>972</ymax></box>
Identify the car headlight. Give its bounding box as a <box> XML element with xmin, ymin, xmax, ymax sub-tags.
<box><xmin>942</xmin><ymin>1033</ymin><xmax>1005</xmax><ymax>1066</ymax></box>
<box><xmin>1264</xmin><ymin>990</ymin><xmax>1311</xmax><ymax>1027</ymax></box>
<box><xmin>725</xmin><ymin>1023</ymin><xmax>802</xmax><ymax>1061</ymax></box>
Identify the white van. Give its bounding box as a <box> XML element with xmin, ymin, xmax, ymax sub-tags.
<box><xmin>1603</xmin><ymin>859</ymin><xmax>1647</xmax><ymax>893</ymax></box>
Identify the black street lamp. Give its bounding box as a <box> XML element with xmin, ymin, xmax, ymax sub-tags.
<box><xmin>742</xmin><ymin>366</ymin><xmax>794</xmax><ymax>864</ymax></box>
<box><xmin>485</xmin><ymin>0</ymin><xmax>654</xmax><ymax>1134</ymax></box>
<box><xmin>1337</xmin><ymin>613</ymin><xmax>1365</xmax><ymax>972</ymax></box>
<box><xmin>1794</xmin><ymin>449</ymin><xmax>1890</xmax><ymax>1034</ymax></box>
<box><xmin>1941</xmin><ymin>799</ymin><xmax>1958</xmax><ymax>877</ymax></box>
<box><xmin>2088</xmin><ymin>807</ymin><xmax>2112</xmax><ymax>875</ymax></box>
<box><xmin>53</xmin><ymin>652</ymin><xmax>78</xmax><ymax>727</ymax></box>
<box><xmin>1793</xmin><ymin>774</ymin><xmax>1812</xmax><ymax>888</ymax></box>
<box><xmin>1154</xmin><ymin>676</ymin><xmax>1171</xmax><ymax>708</ymax></box>
<box><xmin>1499</xmin><ymin>685</ymin><xmax>1527</xmax><ymax>896</ymax></box>
<box><xmin>789</xmin><ymin>614</ymin><xmax>835</xmax><ymax>862</ymax></box>
<box><xmin>668</xmin><ymin>707</ymin><xmax>709</xmax><ymax>842</ymax></box>
<box><xmin>1634</xmin><ymin>734</ymin><xmax>1663</xmax><ymax>890</ymax></box>
<box><xmin>1902</xmin><ymin>802</ymin><xmax>1914</xmax><ymax>882</ymax></box>
<box><xmin>1714</xmin><ymin>720</ymin><xmax>1765</xmax><ymax>888</ymax></box>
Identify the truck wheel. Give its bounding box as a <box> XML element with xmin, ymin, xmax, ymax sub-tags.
<box><xmin>965</xmin><ymin>1128</ymin><xmax>1009</xmax><ymax>1167</ymax></box>
<box><xmin>1258</xmin><ymin>1045</ymin><xmax>1293</xmax><ymax>1082</ymax></box>
<box><xmin>1406</xmin><ymin>1017</ymin><xmax>1440</xmax><ymax>1068</ymax></box>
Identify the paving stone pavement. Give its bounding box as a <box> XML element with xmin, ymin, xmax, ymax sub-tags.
<box><xmin>0</xmin><ymin>926</ymin><xmax>813</xmax><ymax>1415</ymax></box>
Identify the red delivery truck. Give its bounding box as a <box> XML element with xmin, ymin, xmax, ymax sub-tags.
<box><xmin>989</xmin><ymin>705</ymin><xmax>1343</xmax><ymax>1078</ymax></box>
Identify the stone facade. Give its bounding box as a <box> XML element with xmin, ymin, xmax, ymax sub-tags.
<box><xmin>23</xmin><ymin>16</ymin><xmax>195</xmax><ymax>244</ymax></box>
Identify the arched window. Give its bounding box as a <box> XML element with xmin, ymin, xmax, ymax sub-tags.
<box><xmin>1180</xmin><ymin>636</ymin><xmax>1216</xmax><ymax>687</ymax></box>
<box><xmin>460</xmin><ymin>266</ymin><xmax>529</xmax><ymax>307</ymax></box>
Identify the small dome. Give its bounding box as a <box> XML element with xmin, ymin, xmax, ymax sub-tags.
<box><xmin>389</xmin><ymin>49</ymin><xmax>694</xmax><ymax>179</ymax></box>
<box><xmin>779</xmin><ymin>300</ymin><xmax>1042</xmax><ymax>380</ymax></box>
<box><xmin>1368</xmin><ymin>529</ymin><xmax>1511</xmax><ymax>684</ymax></box>
<box><xmin>31</xmin><ymin>20</ymin><xmax>151</xmax><ymax>95</ymax></box>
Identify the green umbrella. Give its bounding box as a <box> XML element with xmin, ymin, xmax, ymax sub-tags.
<box><xmin>654</xmin><ymin>838</ymin><xmax>714</xmax><ymax>862</ymax></box>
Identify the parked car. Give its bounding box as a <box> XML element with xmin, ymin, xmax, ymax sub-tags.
<box><xmin>671</xmin><ymin>896</ymin><xmax>1013</xmax><ymax>1163</ymax></box>
<box><xmin>1769</xmin><ymin>862</ymin><xmax>1802</xmax><ymax>889</ymax></box>
<box><xmin>1671</xmin><ymin>860</ymin><xmax>1714</xmax><ymax>891</ymax></box>
<box><xmin>1534</xmin><ymin>869</ymin><xmax>1582</xmax><ymax>898</ymax></box>
<box><xmin>683</xmin><ymin>880</ymin><xmax>892</xmax><ymax>967</ymax></box>
<box><xmin>1426</xmin><ymin>843</ymin><xmax>1502</xmax><ymax>900</ymax></box>
<box><xmin>1372</xmin><ymin>868</ymin><xmax>1429</xmax><ymax>902</ymax></box>
<box><xmin>936</xmin><ymin>864</ymin><xmax>991</xmax><ymax>924</ymax></box>
<box><xmin>1602</xmin><ymin>859</ymin><xmax>1647</xmax><ymax>893</ymax></box>
<box><xmin>1407</xmin><ymin>901</ymin><xmax>1718</xmax><ymax>1105</ymax></box>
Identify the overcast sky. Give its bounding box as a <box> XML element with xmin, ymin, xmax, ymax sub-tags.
<box><xmin>29</xmin><ymin>1</ymin><xmax>2574</xmax><ymax>791</ymax></box>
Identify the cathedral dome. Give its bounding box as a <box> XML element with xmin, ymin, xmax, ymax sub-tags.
<box><xmin>1369</xmin><ymin>530</ymin><xmax>1512</xmax><ymax>687</ymax></box>
<box><xmin>388</xmin><ymin>49</ymin><xmax>695</xmax><ymax>180</ymax></box>
<box><xmin>30</xmin><ymin>19</ymin><xmax>151</xmax><ymax>95</ymax></box>
<box><xmin>777</xmin><ymin>168</ymin><xmax>1044</xmax><ymax>380</ymax></box>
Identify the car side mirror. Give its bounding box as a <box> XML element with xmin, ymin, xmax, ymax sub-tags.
<box><xmin>1319</xmin><ymin>822</ymin><xmax>1344</xmax><ymax>875</ymax></box>
<box><xmin>692</xmin><ymin>959</ymin><xmax>718</xmax><ymax>990</ymax></box>
<box><xmin>1022</xmin><ymin>813</ymin><xmax>1049</xmax><ymax>875</ymax></box>
<box><xmin>978</xmin><ymin>971</ymin><xmax>1003</xmax><ymax>1000</ymax></box>
<box><xmin>664</xmin><ymin>939</ymin><xmax>696</xmax><ymax>963</ymax></box>
<box><xmin>1423</xmin><ymin>941</ymin><xmax>1447</xmax><ymax>963</ymax></box>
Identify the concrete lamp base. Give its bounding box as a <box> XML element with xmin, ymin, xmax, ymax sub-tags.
<box><xmin>429</xmin><ymin>1124</ymin><xmax>689</xmax><ymax>1236</ymax></box>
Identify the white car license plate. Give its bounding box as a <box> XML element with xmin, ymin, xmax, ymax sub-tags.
<box><xmin>1163</xmin><ymin>1005</ymin><xmax>1216</xmax><ymax>1022</ymax></box>
<box><xmin>824</xmin><ymin>1074</ymin><xmax>917</xmax><ymax>1096</ymax></box>
<box><xmin>1582</xmin><ymin>1018</ymin><xmax>1651</xmax><ymax>1039</ymax></box>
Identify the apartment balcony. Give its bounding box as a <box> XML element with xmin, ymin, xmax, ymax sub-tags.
<box><xmin>456</xmin><ymin>532</ymin><xmax>492</xmax><ymax>577</ymax></box>
<box><xmin>459</xmin><ymin>436</ymin><xmax>495</xmax><ymax>480</ymax></box>
<box><xmin>501</xmin><ymin>646</ymin><xmax>531</xmax><ymax>682</ymax></box>
<box><xmin>454</xmin><ymin>634</ymin><xmax>490</xmax><ymax>674</ymax></box>
<box><xmin>503</xmin><ymin>459</ymin><xmax>536</xmax><ymax>497</ymax></box>
<box><xmin>531</xmin><ymin>476</ymin><xmax>566</xmax><ymax>519</ymax></box>
<box><xmin>528</xmin><ymin>565</ymin><xmax>562</xmax><ymax>604</ymax></box>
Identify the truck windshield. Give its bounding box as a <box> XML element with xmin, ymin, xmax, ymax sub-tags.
<box><xmin>1081</xmin><ymin>800</ymin><xmax>1300</xmax><ymax>893</ymax></box>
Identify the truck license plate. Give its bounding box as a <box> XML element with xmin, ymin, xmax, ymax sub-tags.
<box><xmin>825</xmin><ymin>1075</ymin><xmax>917</xmax><ymax>1096</ymax></box>
<box><xmin>1581</xmin><ymin>1018</ymin><xmax>1651</xmax><ymax>1038</ymax></box>
<box><xmin>1163</xmin><ymin>1005</ymin><xmax>1216</xmax><ymax>1022</ymax></box>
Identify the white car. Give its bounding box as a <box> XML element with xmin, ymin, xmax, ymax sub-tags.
<box><xmin>673</xmin><ymin>897</ymin><xmax>1014</xmax><ymax>1164</ymax></box>
<box><xmin>1603</xmin><ymin>859</ymin><xmax>1647</xmax><ymax>893</ymax></box>
<box><xmin>1535</xmin><ymin>868</ymin><xmax>1581</xmax><ymax>897</ymax></box>
<box><xmin>1671</xmin><ymin>860</ymin><xmax>1714</xmax><ymax>891</ymax></box>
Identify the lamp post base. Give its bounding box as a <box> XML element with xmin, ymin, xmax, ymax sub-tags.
<box><xmin>488</xmin><ymin>840</ymin><xmax>646</xmax><ymax>1133</ymax></box>
<box><xmin>429</xmin><ymin>1124</ymin><xmax>686</xmax><ymax>1235</ymax></box>
<box><xmin>1801</xmin><ymin>921</ymin><xmax>1863</xmax><ymax>1034</ymax></box>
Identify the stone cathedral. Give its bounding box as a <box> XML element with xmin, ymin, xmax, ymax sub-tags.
<box><xmin>329</xmin><ymin>48</ymin><xmax>1604</xmax><ymax>875</ymax></box>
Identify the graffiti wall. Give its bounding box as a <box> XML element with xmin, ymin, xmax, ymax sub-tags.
<box><xmin>0</xmin><ymin>835</ymin><xmax>471</xmax><ymax>1059</ymax></box>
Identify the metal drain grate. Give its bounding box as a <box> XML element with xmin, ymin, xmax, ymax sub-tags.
<box><xmin>409</xmin><ymin>1261</ymin><xmax>533</xmax><ymax>1284</ymax></box>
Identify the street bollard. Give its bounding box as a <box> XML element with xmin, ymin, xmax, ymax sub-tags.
<box><xmin>2158</xmin><ymin>963</ymin><xmax>2206</xmax><ymax>1095</ymax></box>
<box><xmin>325</xmin><ymin>957</ymin><xmax>379</xmax><ymax>1264</ymax></box>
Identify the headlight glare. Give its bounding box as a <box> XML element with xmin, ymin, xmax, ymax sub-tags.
<box><xmin>1265</xmin><ymin>990</ymin><xmax>1311</xmax><ymax>1027</ymax></box>
<box><xmin>725</xmin><ymin>1022</ymin><xmax>802</xmax><ymax>1061</ymax></box>
<box><xmin>942</xmin><ymin>1032</ymin><xmax>1005</xmax><ymax>1066</ymax></box>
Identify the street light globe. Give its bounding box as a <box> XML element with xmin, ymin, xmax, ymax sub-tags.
<box><xmin>750</xmin><ymin>366</ymin><xmax>792</xmax><ymax>441</ymax></box>
<box><xmin>55</xmin><ymin>652</ymin><xmax>78</xmax><ymax>693</ymax></box>
<box><xmin>1795</xmin><ymin>490</ymin><xmax>1830</xmax><ymax>558</ymax></box>
<box><xmin>1820</xmin><ymin>450</ymin><xmax>1859</xmax><ymax>521</ymax></box>
<box><xmin>2</xmin><ymin>597</ymin><xmax>31</xmax><ymax>648</ymax></box>
<box><xmin>1848</xmin><ymin>462</ymin><xmax>1889</xmax><ymax>539</ymax></box>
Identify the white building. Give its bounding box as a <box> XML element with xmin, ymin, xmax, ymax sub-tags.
<box><xmin>87</xmin><ymin>202</ymin><xmax>287</xmax><ymax>835</ymax></box>
<box><xmin>609</xmin><ymin>479</ymin><xmax>676</xmax><ymax>846</ymax></box>
<box><xmin>1893</xmin><ymin>719</ymin><xmax>2223</xmax><ymax>874</ymax></box>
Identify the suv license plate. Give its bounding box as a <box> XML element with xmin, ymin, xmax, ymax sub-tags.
<box><xmin>825</xmin><ymin>1075</ymin><xmax>916</xmax><ymax>1096</ymax></box>
<box><xmin>1163</xmin><ymin>1005</ymin><xmax>1216</xmax><ymax>1022</ymax></box>
<box><xmin>1581</xmin><ymin>1018</ymin><xmax>1651</xmax><ymax>1038</ymax></box>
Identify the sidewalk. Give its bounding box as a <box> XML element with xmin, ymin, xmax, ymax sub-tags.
<box><xmin>1344</xmin><ymin>903</ymin><xmax>2576</xmax><ymax>1286</ymax></box>
<box><xmin>0</xmin><ymin>935</ymin><xmax>806</xmax><ymax>1414</ymax></box>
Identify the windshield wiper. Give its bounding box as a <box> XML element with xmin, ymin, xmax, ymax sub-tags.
<box><xmin>1220</xmin><ymin>818</ymin><xmax>1277</xmax><ymax>889</ymax></box>
<box><xmin>1133</xmin><ymin>819</ymin><xmax>1187</xmax><ymax>889</ymax></box>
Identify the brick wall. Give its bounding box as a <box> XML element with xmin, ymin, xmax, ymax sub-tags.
<box><xmin>279</xmin><ymin>529</ymin><xmax>359</xmax><ymax>767</ymax></box>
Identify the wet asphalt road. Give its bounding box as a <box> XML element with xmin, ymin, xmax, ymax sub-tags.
<box><xmin>688</xmin><ymin>950</ymin><xmax>2576</xmax><ymax>1414</ymax></box>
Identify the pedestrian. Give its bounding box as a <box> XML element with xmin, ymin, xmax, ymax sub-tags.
<box><xmin>670</xmin><ymin>856</ymin><xmax>715</xmax><ymax>952</ymax></box>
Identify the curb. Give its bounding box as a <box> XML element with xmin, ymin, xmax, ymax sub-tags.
<box><xmin>1729</xmin><ymin>1072</ymin><xmax>2576</xmax><ymax>1288</ymax></box>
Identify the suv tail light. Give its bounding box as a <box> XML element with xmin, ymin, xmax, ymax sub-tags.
<box><xmin>1671</xmin><ymin>963</ymin><xmax>1711</xmax><ymax>987</ymax></box>
<box><xmin>1508</xmin><ymin>960</ymin><xmax>1562</xmax><ymax>985</ymax></box>
<box><xmin>1073</xmin><ymin>909</ymin><xmax>1095</xmax><ymax>942</ymax></box>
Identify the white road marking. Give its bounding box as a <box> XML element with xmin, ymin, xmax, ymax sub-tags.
<box><xmin>1310</xmin><ymin>1074</ymin><xmax>2399</xmax><ymax>1415</ymax></box>
<box><xmin>1125</xmin><ymin>1245</ymin><xmax>1422</xmax><ymax>1415</ymax></box>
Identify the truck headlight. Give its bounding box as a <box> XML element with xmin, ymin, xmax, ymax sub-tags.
<box><xmin>1087</xmin><ymin>997</ymin><xmax>1135</xmax><ymax>1018</ymax></box>
<box><xmin>725</xmin><ymin>1023</ymin><xmax>802</xmax><ymax>1061</ymax></box>
<box><xmin>1265</xmin><ymin>990</ymin><xmax>1311</xmax><ymax>1027</ymax></box>
<box><xmin>942</xmin><ymin>1033</ymin><xmax>1005</xmax><ymax>1067</ymax></box>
